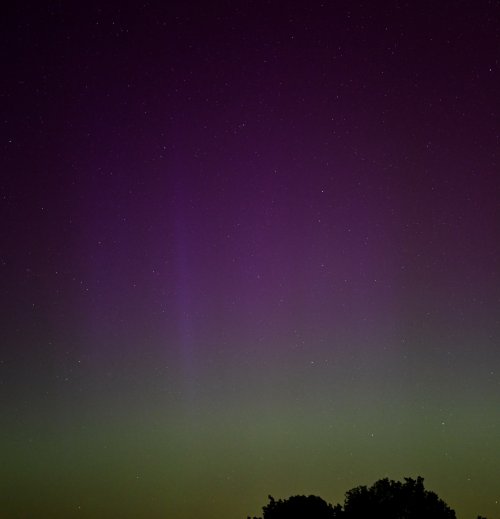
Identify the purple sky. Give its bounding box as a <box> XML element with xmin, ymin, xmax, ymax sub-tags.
<box><xmin>2</xmin><ymin>3</ymin><xmax>500</xmax><ymax>518</ymax></box>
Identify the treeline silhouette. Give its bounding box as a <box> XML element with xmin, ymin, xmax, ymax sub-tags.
<box><xmin>248</xmin><ymin>476</ymin><xmax>486</xmax><ymax>519</ymax></box>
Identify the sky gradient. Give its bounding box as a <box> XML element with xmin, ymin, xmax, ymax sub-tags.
<box><xmin>2</xmin><ymin>2</ymin><xmax>500</xmax><ymax>518</ymax></box>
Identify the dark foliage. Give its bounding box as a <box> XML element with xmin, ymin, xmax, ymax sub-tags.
<box><xmin>343</xmin><ymin>476</ymin><xmax>456</xmax><ymax>519</ymax></box>
<box><xmin>250</xmin><ymin>476</ymin><xmax>457</xmax><ymax>519</ymax></box>
<box><xmin>248</xmin><ymin>494</ymin><xmax>341</xmax><ymax>519</ymax></box>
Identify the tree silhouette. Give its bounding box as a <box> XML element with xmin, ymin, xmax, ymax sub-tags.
<box><xmin>343</xmin><ymin>477</ymin><xmax>456</xmax><ymax>519</ymax></box>
<box><xmin>248</xmin><ymin>494</ymin><xmax>342</xmax><ymax>519</ymax></box>
<box><xmin>249</xmin><ymin>477</ymin><xmax>457</xmax><ymax>519</ymax></box>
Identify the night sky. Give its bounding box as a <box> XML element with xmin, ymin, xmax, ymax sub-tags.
<box><xmin>2</xmin><ymin>2</ymin><xmax>500</xmax><ymax>518</ymax></box>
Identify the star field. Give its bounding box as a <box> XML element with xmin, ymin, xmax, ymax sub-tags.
<box><xmin>1</xmin><ymin>2</ymin><xmax>500</xmax><ymax>518</ymax></box>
